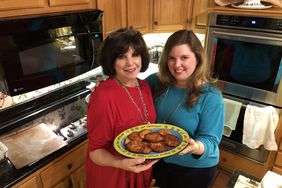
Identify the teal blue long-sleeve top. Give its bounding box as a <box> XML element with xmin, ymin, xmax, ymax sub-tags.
<box><xmin>146</xmin><ymin>73</ymin><xmax>225</xmax><ymax>168</ymax></box>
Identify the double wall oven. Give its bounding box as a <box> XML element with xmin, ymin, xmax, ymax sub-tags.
<box><xmin>206</xmin><ymin>13</ymin><xmax>282</xmax><ymax>163</ymax></box>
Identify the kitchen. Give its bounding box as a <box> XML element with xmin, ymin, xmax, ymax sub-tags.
<box><xmin>0</xmin><ymin>0</ymin><xmax>282</xmax><ymax>187</ymax></box>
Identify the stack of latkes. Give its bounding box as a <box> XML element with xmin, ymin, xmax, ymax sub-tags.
<box><xmin>124</xmin><ymin>129</ymin><xmax>180</xmax><ymax>154</ymax></box>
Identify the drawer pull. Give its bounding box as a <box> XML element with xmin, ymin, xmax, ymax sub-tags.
<box><xmin>67</xmin><ymin>164</ymin><xmax>73</xmax><ymax>170</ymax></box>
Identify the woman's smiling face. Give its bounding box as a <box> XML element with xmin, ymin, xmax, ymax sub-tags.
<box><xmin>167</xmin><ymin>44</ymin><xmax>197</xmax><ymax>88</ymax></box>
<box><xmin>114</xmin><ymin>46</ymin><xmax>142</xmax><ymax>85</ymax></box>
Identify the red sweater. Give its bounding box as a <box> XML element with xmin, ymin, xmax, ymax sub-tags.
<box><xmin>86</xmin><ymin>77</ymin><xmax>156</xmax><ymax>188</ymax></box>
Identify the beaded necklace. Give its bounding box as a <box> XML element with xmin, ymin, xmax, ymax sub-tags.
<box><xmin>115</xmin><ymin>78</ymin><xmax>149</xmax><ymax>124</ymax></box>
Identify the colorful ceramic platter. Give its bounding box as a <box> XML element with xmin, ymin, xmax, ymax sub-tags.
<box><xmin>113</xmin><ymin>124</ymin><xmax>189</xmax><ymax>159</ymax></box>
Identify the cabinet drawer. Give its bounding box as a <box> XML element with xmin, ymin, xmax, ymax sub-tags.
<box><xmin>40</xmin><ymin>143</ymin><xmax>87</xmax><ymax>188</ymax></box>
<box><xmin>274</xmin><ymin>151</ymin><xmax>282</xmax><ymax>167</ymax></box>
<box><xmin>219</xmin><ymin>149</ymin><xmax>267</xmax><ymax>179</ymax></box>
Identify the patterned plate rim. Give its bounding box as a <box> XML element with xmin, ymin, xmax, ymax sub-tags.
<box><xmin>113</xmin><ymin>123</ymin><xmax>189</xmax><ymax>159</ymax></box>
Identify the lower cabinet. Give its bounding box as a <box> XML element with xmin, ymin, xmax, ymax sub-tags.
<box><xmin>219</xmin><ymin>149</ymin><xmax>272</xmax><ymax>179</ymax></box>
<box><xmin>272</xmin><ymin>140</ymin><xmax>282</xmax><ymax>175</ymax></box>
<box><xmin>16</xmin><ymin>176</ymin><xmax>42</xmax><ymax>188</ymax></box>
<box><xmin>12</xmin><ymin>140</ymin><xmax>87</xmax><ymax>188</ymax></box>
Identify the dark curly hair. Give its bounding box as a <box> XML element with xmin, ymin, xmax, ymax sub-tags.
<box><xmin>98</xmin><ymin>28</ymin><xmax>150</xmax><ymax>76</ymax></box>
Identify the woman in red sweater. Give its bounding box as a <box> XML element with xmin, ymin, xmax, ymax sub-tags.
<box><xmin>86</xmin><ymin>28</ymin><xmax>157</xmax><ymax>188</ymax></box>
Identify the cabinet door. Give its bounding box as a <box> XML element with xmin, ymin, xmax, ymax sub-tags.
<box><xmin>0</xmin><ymin>0</ymin><xmax>47</xmax><ymax>10</ymax></box>
<box><xmin>127</xmin><ymin>0</ymin><xmax>150</xmax><ymax>34</ymax></box>
<box><xmin>191</xmin><ymin>0</ymin><xmax>214</xmax><ymax>34</ymax></box>
<box><xmin>40</xmin><ymin>143</ymin><xmax>87</xmax><ymax>188</ymax></box>
<box><xmin>53</xmin><ymin>178</ymin><xmax>70</xmax><ymax>188</ymax></box>
<box><xmin>153</xmin><ymin>0</ymin><xmax>192</xmax><ymax>32</ymax></box>
<box><xmin>97</xmin><ymin>0</ymin><xmax>127</xmax><ymax>37</ymax></box>
<box><xmin>49</xmin><ymin>0</ymin><xmax>90</xmax><ymax>7</ymax></box>
<box><xmin>71</xmin><ymin>165</ymin><xmax>86</xmax><ymax>188</ymax></box>
<box><xmin>16</xmin><ymin>177</ymin><xmax>41</xmax><ymax>188</ymax></box>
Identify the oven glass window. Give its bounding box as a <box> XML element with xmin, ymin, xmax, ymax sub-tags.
<box><xmin>212</xmin><ymin>38</ymin><xmax>282</xmax><ymax>92</ymax></box>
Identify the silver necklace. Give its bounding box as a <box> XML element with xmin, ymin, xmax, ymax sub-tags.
<box><xmin>160</xmin><ymin>88</ymin><xmax>185</xmax><ymax>123</ymax></box>
<box><xmin>115</xmin><ymin>78</ymin><xmax>149</xmax><ymax>124</ymax></box>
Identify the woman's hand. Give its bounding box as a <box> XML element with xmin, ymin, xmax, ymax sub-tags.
<box><xmin>118</xmin><ymin>158</ymin><xmax>158</xmax><ymax>173</ymax></box>
<box><xmin>178</xmin><ymin>137</ymin><xmax>204</xmax><ymax>155</ymax></box>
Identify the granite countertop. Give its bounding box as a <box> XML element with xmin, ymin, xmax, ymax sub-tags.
<box><xmin>0</xmin><ymin>134</ymin><xmax>87</xmax><ymax>188</ymax></box>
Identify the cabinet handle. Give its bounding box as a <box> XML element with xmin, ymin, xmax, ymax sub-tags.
<box><xmin>129</xmin><ymin>26</ymin><xmax>133</xmax><ymax>29</ymax></box>
<box><xmin>154</xmin><ymin>21</ymin><xmax>158</xmax><ymax>25</ymax></box>
<box><xmin>67</xmin><ymin>163</ymin><xmax>73</xmax><ymax>170</ymax></box>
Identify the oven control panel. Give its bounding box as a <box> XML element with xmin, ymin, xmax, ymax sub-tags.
<box><xmin>214</xmin><ymin>14</ymin><xmax>282</xmax><ymax>31</ymax></box>
<box><xmin>59</xmin><ymin>116</ymin><xmax>87</xmax><ymax>143</ymax></box>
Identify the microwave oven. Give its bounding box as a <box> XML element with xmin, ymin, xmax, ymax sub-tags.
<box><xmin>0</xmin><ymin>10</ymin><xmax>103</xmax><ymax>96</ymax></box>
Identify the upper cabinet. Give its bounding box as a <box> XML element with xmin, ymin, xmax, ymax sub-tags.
<box><xmin>97</xmin><ymin>0</ymin><xmax>150</xmax><ymax>37</ymax></box>
<box><xmin>0</xmin><ymin>0</ymin><xmax>97</xmax><ymax>18</ymax></box>
<box><xmin>0</xmin><ymin>0</ymin><xmax>48</xmax><ymax>10</ymax></box>
<box><xmin>152</xmin><ymin>0</ymin><xmax>193</xmax><ymax>32</ymax></box>
<box><xmin>98</xmin><ymin>0</ymin><xmax>194</xmax><ymax>36</ymax></box>
<box><xmin>127</xmin><ymin>0</ymin><xmax>150</xmax><ymax>33</ymax></box>
<box><xmin>191</xmin><ymin>0</ymin><xmax>215</xmax><ymax>34</ymax></box>
<box><xmin>97</xmin><ymin>0</ymin><xmax>127</xmax><ymax>37</ymax></box>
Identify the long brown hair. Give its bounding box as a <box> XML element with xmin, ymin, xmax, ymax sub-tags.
<box><xmin>156</xmin><ymin>30</ymin><xmax>217</xmax><ymax>107</ymax></box>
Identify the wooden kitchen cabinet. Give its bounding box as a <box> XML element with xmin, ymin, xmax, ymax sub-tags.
<box><xmin>191</xmin><ymin>0</ymin><xmax>214</xmax><ymax>34</ymax></box>
<box><xmin>97</xmin><ymin>0</ymin><xmax>127</xmax><ymax>37</ymax></box>
<box><xmin>40</xmin><ymin>141</ymin><xmax>87</xmax><ymax>188</ymax></box>
<box><xmin>97</xmin><ymin>0</ymin><xmax>150</xmax><ymax>37</ymax></box>
<box><xmin>14</xmin><ymin>176</ymin><xmax>42</xmax><ymax>188</ymax></box>
<box><xmin>272</xmin><ymin>138</ymin><xmax>282</xmax><ymax>175</ymax></box>
<box><xmin>219</xmin><ymin>149</ymin><xmax>270</xmax><ymax>179</ymax></box>
<box><xmin>0</xmin><ymin>0</ymin><xmax>97</xmax><ymax>18</ymax></box>
<box><xmin>98</xmin><ymin>0</ymin><xmax>196</xmax><ymax>36</ymax></box>
<box><xmin>127</xmin><ymin>0</ymin><xmax>150</xmax><ymax>33</ymax></box>
<box><xmin>70</xmin><ymin>165</ymin><xmax>87</xmax><ymax>188</ymax></box>
<box><xmin>0</xmin><ymin>0</ymin><xmax>47</xmax><ymax>11</ymax></box>
<box><xmin>53</xmin><ymin>164</ymin><xmax>86</xmax><ymax>188</ymax></box>
<box><xmin>152</xmin><ymin>0</ymin><xmax>193</xmax><ymax>32</ymax></box>
<box><xmin>11</xmin><ymin>140</ymin><xmax>87</xmax><ymax>188</ymax></box>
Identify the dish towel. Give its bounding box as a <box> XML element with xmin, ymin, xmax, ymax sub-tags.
<box><xmin>223</xmin><ymin>98</ymin><xmax>242</xmax><ymax>137</ymax></box>
<box><xmin>243</xmin><ymin>105</ymin><xmax>279</xmax><ymax>150</ymax></box>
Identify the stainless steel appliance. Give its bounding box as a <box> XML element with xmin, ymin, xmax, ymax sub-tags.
<box><xmin>0</xmin><ymin>10</ymin><xmax>103</xmax><ymax>96</ymax></box>
<box><xmin>206</xmin><ymin>13</ymin><xmax>282</xmax><ymax>163</ymax></box>
<box><xmin>59</xmin><ymin>116</ymin><xmax>87</xmax><ymax>143</ymax></box>
<box><xmin>206</xmin><ymin>13</ymin><xmax>282</xmax><ymax>108</ymax></box>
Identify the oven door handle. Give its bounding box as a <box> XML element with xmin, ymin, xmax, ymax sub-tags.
<box><xmin>212</xmin><ymin>31</ymin><xmax>282</xmax><ymax>42</ymax></box>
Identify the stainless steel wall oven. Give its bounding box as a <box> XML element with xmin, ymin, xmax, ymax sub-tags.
<box><xmin>206</xmin><ymin>13</ymin><xmax>282</xmax><ymax>163</ymax></box>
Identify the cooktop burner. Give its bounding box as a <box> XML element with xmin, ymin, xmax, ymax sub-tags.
<box><xmin>59</xmin><ymin>116</ymin><xmax>87</xmax><ymax>143</ymax></box>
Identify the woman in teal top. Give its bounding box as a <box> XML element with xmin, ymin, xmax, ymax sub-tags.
<box><xmin>146</xmin><ymin>30</ymin><xmax>224</xmax><ymax>188</ymax></box>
